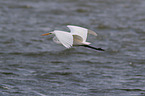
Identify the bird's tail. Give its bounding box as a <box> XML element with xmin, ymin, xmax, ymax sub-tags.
<box><xmin>81</xmin><ymin>45</ymin><xmax>105</xmax><ymax>51</ymax></box>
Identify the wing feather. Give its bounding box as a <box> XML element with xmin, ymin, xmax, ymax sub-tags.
<box><xmin>67</xmin><ymin>25</ymin><xmax>88</xmax><ymax>42</ymax></box>
<box><xmin>53</xmin><ymin>30</ymin><xmax>73</xmax><ymax>48</ymax></box>
<box><xmin>67</xmin><ymin>25</ymin><xmax>97</xmax><ymax>41</ymax></box>
<box><xmin>88</xmin><ymin>30</ymin><xmax>97</xmax><ymax>36</ymax></box>
<box><xmin>53</xmin><ymin>36</ymin><xmax>61</xmax><ymax>44</ymax></box>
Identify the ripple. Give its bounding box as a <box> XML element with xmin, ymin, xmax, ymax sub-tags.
<box><xmin>49</xmin><ymin>72</ymin><xmax>73</xmax><ymax>76</ymax></box>
<box><xmin>120</xmin><ymin>88</ymin><xmax>145</xmax><ymax>92</ymax></box>
<box><xmin>1</xmin><ymin>0</ymin><xmax>145</xmax><ymax>96</ymax></box>
<box><xmin>1</xmin><ymin>72</ymin><xmax>17</xmax><ymax>76</ymax></box>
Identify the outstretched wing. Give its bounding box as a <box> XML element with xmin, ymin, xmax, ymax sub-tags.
<box><xmin>53</xmin><ymin>30</ymin><xmax>73</xmax><ymax>48</ymax></box>
<box><xmin>88</xmin><ymin>30</ymin><xmax>97</xmax><ymax>36</ymax></box>
<box><xmin>67</xmin><ymin>25</ymin><xmax>97</xmax><ymax>42</ymax></box>
<box><xmin>67</xmin><ymin>25</ymin><xmax>88</xmax><ymax>42</ymax></box>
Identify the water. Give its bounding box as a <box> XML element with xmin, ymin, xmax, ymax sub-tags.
<box><xmin>0</xmin><ymin>0</ymin><xmax>145</xmax><ymax>96</ymax></box>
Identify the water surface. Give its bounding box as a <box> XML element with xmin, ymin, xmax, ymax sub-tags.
<box><xmin>0</xmin><ymin>0</ymin><xmax>145</xmax><ymax>96</ymax></box>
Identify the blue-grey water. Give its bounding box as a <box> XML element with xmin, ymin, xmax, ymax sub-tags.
<box><xmin>0</xmin><ymin>0</ymin><xmax>145</xmax><ymax>96</ymax></box>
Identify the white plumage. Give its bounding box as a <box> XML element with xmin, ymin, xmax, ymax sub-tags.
<box><xmin>53</xmin><ymin>30</ymin><xmax>73</xmax><ymax>48</ymax></box>
<box><xmin>41</xmin><ymin>25</ymin><xmax>105</xmax><ymax>51</ymax></box>
<box><xmin>67</xmin><ymin>25</ymin><xmax>88</xmax><ymax>42</ymax></box>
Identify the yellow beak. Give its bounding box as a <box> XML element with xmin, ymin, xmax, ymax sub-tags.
<box><xmin>41</xmin><ymin>33</ymin><xmax>51</xmax><ymax>36</ymax></box>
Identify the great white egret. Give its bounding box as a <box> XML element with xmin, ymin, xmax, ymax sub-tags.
<box><xmin>41</xmin><ymin>25</ymin><xmax>104</xmax><ymax>51</ymax></box>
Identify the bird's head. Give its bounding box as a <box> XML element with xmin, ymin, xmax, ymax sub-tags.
<box><xmin>41</xmin><ymin>32</ymin><xmax>53</xmax><ymax>36</ymax></box>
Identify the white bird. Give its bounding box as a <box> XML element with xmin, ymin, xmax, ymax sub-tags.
<box><xmin>41</xmin><ymin>25</ymin><xmax>104</xmax><ymax>51</ymax></box>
